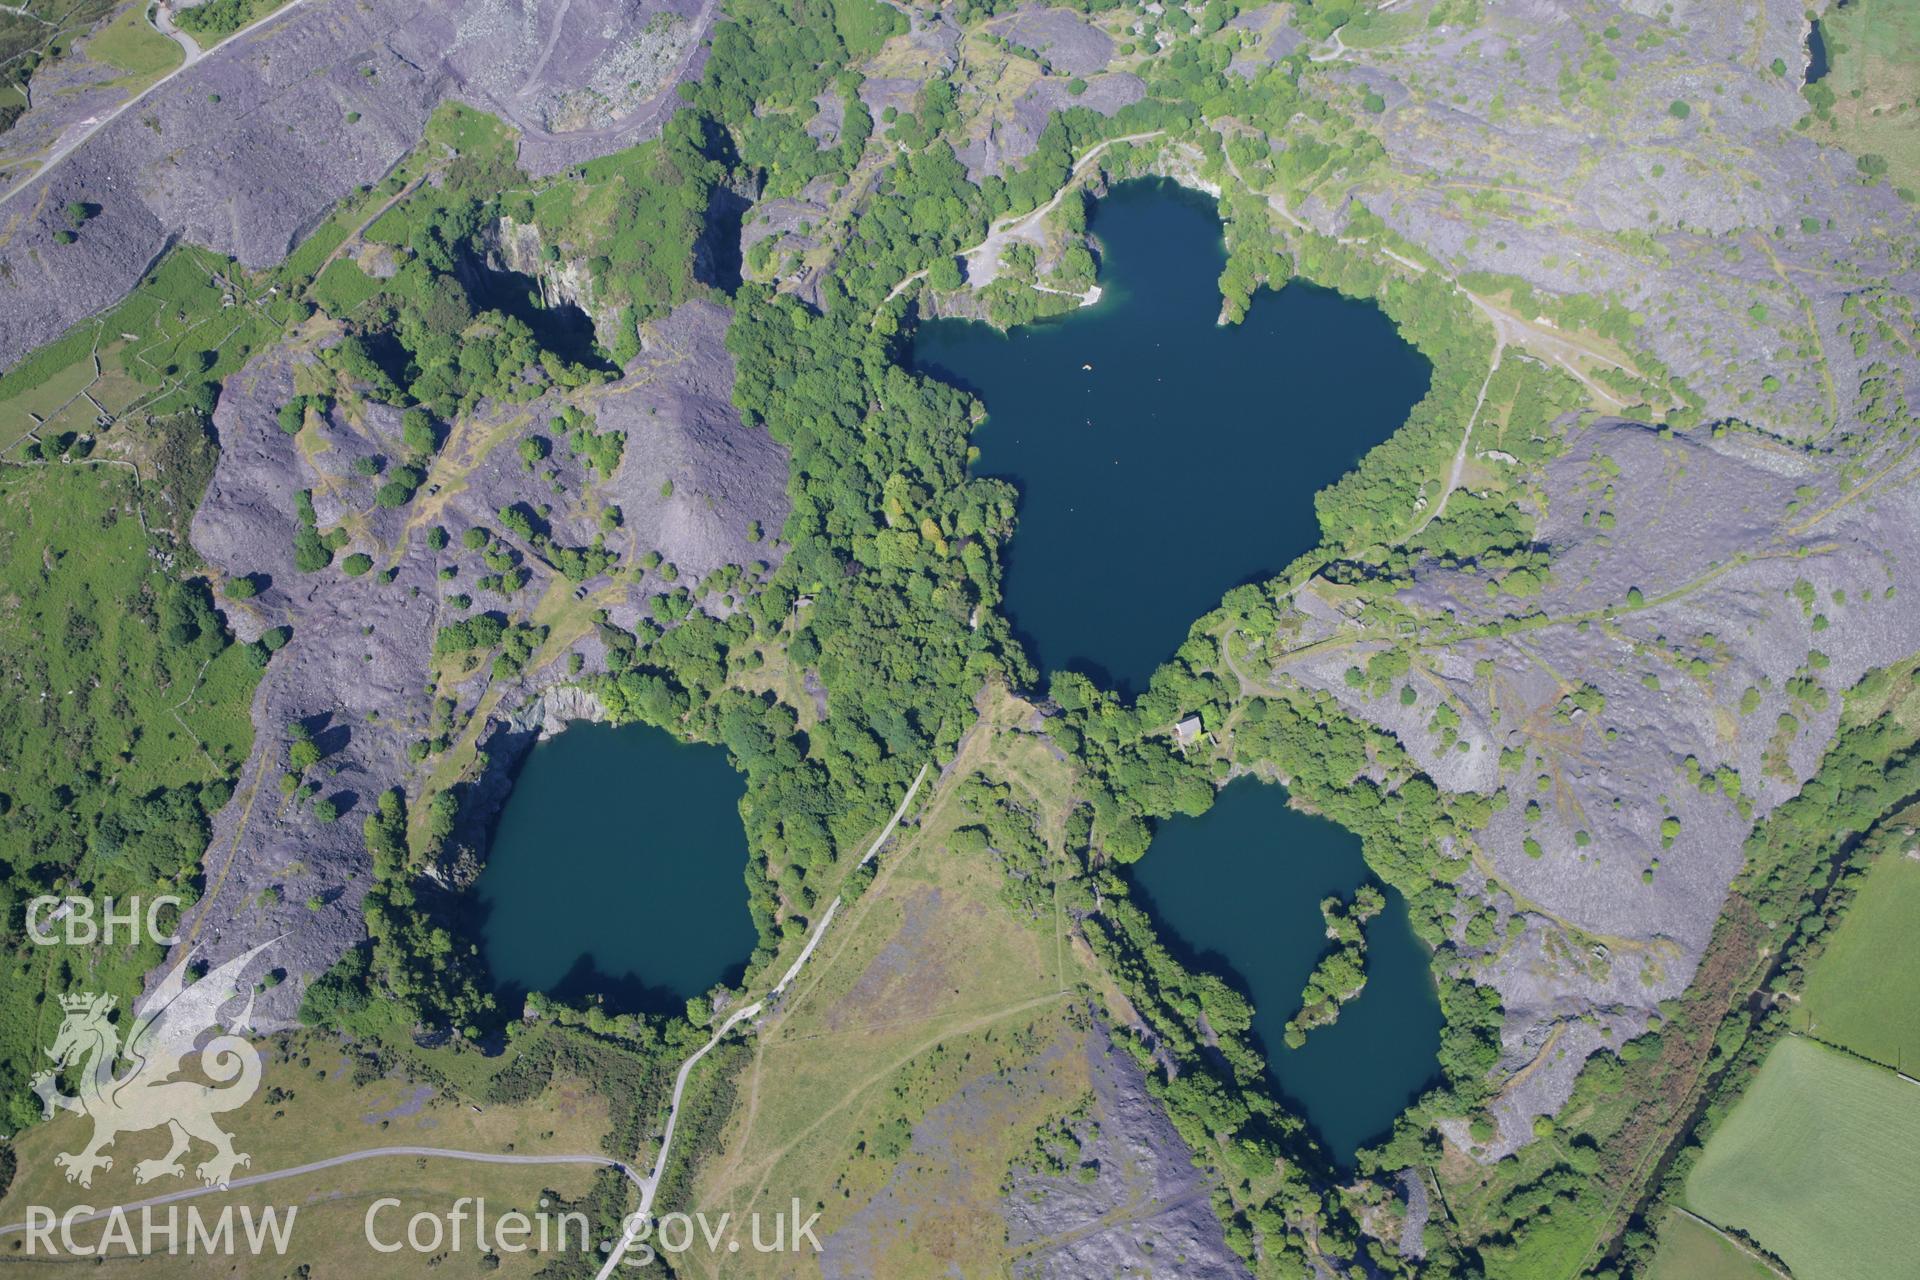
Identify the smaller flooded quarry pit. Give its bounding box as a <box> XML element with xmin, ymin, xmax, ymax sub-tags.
<box><xmin>1129</xmin><ymin>781</ymin><xmax>1444</xmax><ymax>1165</ymax></box>
<box><xmin>474</xmin><ymin>720</ymin><xmax>756</xmax><ymax>1012</ymax></box>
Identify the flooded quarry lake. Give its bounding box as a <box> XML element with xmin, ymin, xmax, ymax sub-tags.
<box><xmin>913</xmin><ymin>177</ymin><xmax>1430</xmax><ymax>694</ymax></box>
<box><xmin>1129</xmin><ymin>780</ymin><xmax>1443</xmax><ymax>1164</ymax></box>
<box><xmin>475</xmin><ymin>720</ymin><xmax>755</xmax><ymax>1012</ymax></box>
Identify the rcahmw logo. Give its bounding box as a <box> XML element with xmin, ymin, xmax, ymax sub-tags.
<box><xmin>32</xmin><ymin>939</ymin><xmax>275</xmax><ymax>1189</ymax></box>
<box><xmin>23</xmin><ymin>1203</ymin><xmax>296</xmax><ymax>1257</ymax></box>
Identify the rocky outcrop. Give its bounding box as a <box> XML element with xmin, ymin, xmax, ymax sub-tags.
<box><xmin>822</xmin><ymin>1013</ymin><xmax>1252</xmax><ymax>1280</ymax></box>
<box><xmin>0</xmin><ymin>0</ymin><xmax>714</xmax><ymax>368</ymax></box>
<box><xmin>1000</xmin><ymin>1017</ymin><xmax>1255</xmax><ymax>1280</ymax></box>
<box><xmin>173</xmin><ymin>300</ymin><xmax>785</xmax><ymax>1024</ymax></box>
<box><xmin>487</xmin><ymin>217</ymin><xmax>599</xmax><ymax>322</ymax></box>
<box><xmin>957</xmin><ymin>73</ymin><xmax>1145</xmax><ymax>181</ymax></box>
<box><xmin>1326</xmin><ymin>0</ymin><xmax>1912</xmax><ymax>440</ymax></box>
<box><xmin>987</xmin><ymin>8</ymin><xmax>1114</xmax><ymax>77</ymax></box>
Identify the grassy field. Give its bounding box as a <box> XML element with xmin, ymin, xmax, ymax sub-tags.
<box><xmin>1793</xmin><ymin>849</ymin><xmax>1920</xmax><ymax>1071</ymax></box>
<box><xmin>0</xmin><ymin>1030</ymin><xmax>611</xmax><ymax>1207</ymax></box>
<box><xmin>1811</xmin><ymin>0</ymin><xmax>1920</xmax><ymax>194</ymax></box>
<box><xmin>1683</xmin><ymin>1035</ymin><xmax>1920</xmax><ymax>1280</ymax></box>
<box><xmin>1647</xmin><ymin>1209</ymin><xmax>1781</xmax><ymax>1280</ymax></box>
<box><xmin>311</xmin><ymin>257</ymin><xmax>387</xmax><ymax>315</ymax></box>
<box><xmin>0</xmin><ymin>1029</ymin><xmax>615</xmax><ymax>1272</ymax></box>
<box><xmin>0</xmin><ymin>246</ymin><xmax>299</xmax><ymax>449</ymax></box>
<box><xmin>84</xmin><ymin>1</ymin><xmax>183</xmax><ymax>78</ymax></box>
<box><xmin>686</xmin><ymin>686</ymin><xmax>1089</xmax><ymax>1277</ymax></box>
<box><xmin>5</xmin><ymin>1167</ymin><xmax>601</xmax><ymax>1276</ymax></box>
<box><xmin>0</xmin><ymin>450</ymin><xmax>261</xmax><ymax>1129</ymax></box>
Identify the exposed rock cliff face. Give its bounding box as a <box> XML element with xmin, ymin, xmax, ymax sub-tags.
<box><xmin>0</xmin><ymin>0</ymin><xmax>713</xmax><ymax>368</ymax></box>
<box><xmin>484</xmin><ymin>215</ymin><xmax>606</xmax><ymax>341</ymax></box>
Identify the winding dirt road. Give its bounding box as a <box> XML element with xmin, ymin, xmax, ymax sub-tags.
<box><xmin>880</xmin><ymin>130</ymin><xmax>1166</xmax><ymax>308</ymax></box>
<box><xmin>592</xmin><ymin>761</ymin><xmax>929</xmax><ymax>1277</ymax></box>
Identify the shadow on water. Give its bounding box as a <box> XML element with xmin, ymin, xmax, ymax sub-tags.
<box><xmin>478</xmin><ymin>946</ymin><xmax>750</xmax><ymax>1019</ymax></box>
<box><xmin>1126</xmin><ymin>780</ymin><xmax>1445</xmax><ymax>1167</ymax></box>
<box><xmin>911</xmin><ymin>177</ymin><xmax>1431</xmax><ymax>698</ymax></box>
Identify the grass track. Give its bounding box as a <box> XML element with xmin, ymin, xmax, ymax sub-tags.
<box><xmin>85</xmin><ymin>2</ymin><xmax>184</xmax><ymax>78</ymax></box>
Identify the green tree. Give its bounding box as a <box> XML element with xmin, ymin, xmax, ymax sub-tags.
<box><xmin>402</xmin><ymin>408</ymin><xmax>439</xmax><ymax>455</ymax></box>
<box><xmin>928</xmin><ymin>257</ymin><xmax>964</xmax><ymax>291</ymax></box>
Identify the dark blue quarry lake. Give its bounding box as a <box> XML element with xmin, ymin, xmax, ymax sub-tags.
<box><xmin>1129</xmin><ymin>781</ymin><xmax>1444</xmax><ymax>1164</ymax></box>
<box><xmin>475</xmin><ymin>721</ymin><xmax>755</xmax><ymax>1012</ymax></box>
<box><xmin>913</xmin><ymin>176</ymin><xmax>1431</xmax><ymax>696</ymax></box>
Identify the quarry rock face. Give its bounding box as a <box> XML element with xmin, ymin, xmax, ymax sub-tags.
<box><xmin>0</xmin><ymin>0</ymin><xmax>712</xmax><ymax>369</ymax></box>
<box><xmin>179</xmin><ymin>301</ymin><xmax>786</xmax><ymax>1023</ymax></box>
<box><xmin>1249</xmin><ymin>0</ymin><xmax>1920</xmax><ymax>1145</ymax></box>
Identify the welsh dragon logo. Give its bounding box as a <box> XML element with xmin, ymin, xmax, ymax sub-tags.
<box><xmin>31</xmin><ymin>940</ymin><xmax>276</xmax><ymax>1189</ymax></box>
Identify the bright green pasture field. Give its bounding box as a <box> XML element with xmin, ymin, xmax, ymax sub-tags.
<box><xmin>1648</xmin><ymin>1209</ymin><xmax>1778</xmax><ymax>1280</ymax></box>
<box><xmin>1793</xmin><ymin>851</ymin><xmax>1920</xmax><ymax>1070</ymax></box>
<box><xmin>1684</xmin><ymin>1036</ymin><xmax>1920</xmax><ymax>1280</ymax></box>
<box><xmin>312</xmin><ymin>258</ymin><xmax>385</xmax><ymax>315</ymax></box>
<box><xmin>86</xmin><ymin>1</ymin><xmax>183</xmax><ymax>77</ymax></box>
<box><xmin>1816</xmin><ymin>0</ymin><xmax>1920</xmax><ymax>191</ymax></box>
